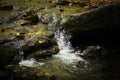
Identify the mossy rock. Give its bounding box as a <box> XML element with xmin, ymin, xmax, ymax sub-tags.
<box><xmin>22</xmin><ymin>37</ymin><xmax>59</xmax><ymax>58</ymax></box>
<box><xmin>0</xmin><ymin>45</ymin><xmax>17</xmax><ymax>67</ymax></box>
<box><xmin>81</xmin><ymin>46</ymin><xmax>107</xmax><ymax>59</ymax></box>
<box><xmin>63</xmin><ymin>3</ymin><xmax>120</xmax><ymax>48</ymax></box>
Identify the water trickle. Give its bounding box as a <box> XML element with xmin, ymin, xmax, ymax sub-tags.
<box><xmin>50</xmin><ymin>13</ymin><xmax>84</xmax><ymax>64</ymax></box>
<box><xmin>54</xmin><ymin>29</ymin><xmax>84</xmax><ymax>64</ymax></box>
<box><xmin>19</xmin><ymin>58</ymin><xmax>44</xmax><ymax>67</ymax></box>
<box><xmin>16</xmin><ymin>41</ymin><xmax>44</xmax><ymax>67</ymax></box>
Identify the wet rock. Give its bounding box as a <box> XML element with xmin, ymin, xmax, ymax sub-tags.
<box><xmin>33</xmin><ymin>45</ymin><xmax>59</xmax><ymax>59</ymax></box>
<box><xmin>17</xmin><ymin>19</ymin><xmax>31</xmax><ymax>26</ymax></box>
<box><xmin>63</xmin><ymin>3</ymin><xmax>120</xmax><ymax>48</ymax></box>
<box><xmin>0</xmin><ymin>4</ymin><xmax>13</xmax><ymax>10</ymax></box>
<box><xmin>22</xmin><ymin>36</ymin><xmax>59</xmax><ymax>58</ymax></box>
<box><xmin>0</xmin><ymin>7</ymin><xmax>58</xmax><ymax>59</ymax></box>
<box><xmin>0</xmin><ymin>37</ymin><xmax>15</xmax><ymax>44</ymax></box>
<box><xmin>0</xmin><ymin>23</ymin><xmax>58</xmax><ymax>58</ymax></box>
<box><xmin>0</xmin><ymin>45</ymin><xmax>17</xmax><ymax>67</ymax></box>
<box><xmin>2</xmin><ymin>24</ymin><xmax>58</xmax><ymax>58</ymax></box>
<box><xmin>56</xmin><ymin>0</ymin><xmax>69</xmax><ymax>5</ymax></box>
<box><xmin>80</xmin><ymin>45</ymin><xmax>107</xmax><ymax>59</ymax></box>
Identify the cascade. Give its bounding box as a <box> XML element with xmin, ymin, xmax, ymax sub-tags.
<box><xmin>19</xmin><ymin>13</ymin><xmax>84</xmax><ymax>67</ymax></box>
<box><xmin>51</xmin><ymin>13</ymin><xmax>84</xmax><ymax>64</ymax></box>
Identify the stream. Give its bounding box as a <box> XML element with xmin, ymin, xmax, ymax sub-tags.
<box><xmin>0</xmin><ymin>9</ymin><xmax>109</xmax><ymax>80</ymax></box>
<box><xmin>18</xmin><ymin>29</ymin><xmax>107</xmax><ymax>79</ymax></box>
<box><xmin>0</xmin><ymin>1</ymin><xmax>120</xmax><ymax>79</ymax></box>
<box><xmin>18</xmin><ymin>13</ymin><xmax>107</xmax><ymax>80</ymax></box>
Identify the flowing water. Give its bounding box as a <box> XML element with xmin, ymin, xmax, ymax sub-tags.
<box><xmin>18</xmin><ymin>13</ymin><xmax>85</xmax><ymax>79</ymax></box>
<box><xmin>0</xmin><ymin>10</ymin><xmax>108</xmax><ymax>80</ymax></box>
<box><xmin>54</xmin><ymin>29</ymin><xmax>84</xmax><ymax>64</ymax></box>
<box><xmin>19</xmin><ymin>13</ymin><xmax>85</xmax><ymax>66</ymax></box>
<box><xmin>18</xmin><ymin>14</ymin><xmax>107</xmax><ymax>80</ymax></box>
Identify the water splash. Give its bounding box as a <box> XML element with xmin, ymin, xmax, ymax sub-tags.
<box><xmin>17</xmin><ymin>41</ymin><xmax>44</xmax><ymax>67</ymax></box>
<box><xmin>19</xmin><ymin>58</ymin><xmax>44</xmax><ymax>67</ymax></box>
<box><xmin>48</xmin><ymin>13</ymin><xmax>85</xmax><ymax>64</ymax></box>
<box><xmin>54</xmin><ymin>29</ymin><xmax>84</xmax><ymax>64</ymax></box>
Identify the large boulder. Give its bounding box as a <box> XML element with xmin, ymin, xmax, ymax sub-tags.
<box><xmin>0</xmin><ymin>45</ymin><xmax>17</xmax><ymax>67</ymax></box>
<box><xmin>63</xmin><ymin>3</ymin><xmax>120</xmax><ymax>49</ymax></box>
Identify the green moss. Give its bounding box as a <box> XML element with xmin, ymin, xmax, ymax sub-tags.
<box><xmin>3</xmin><ymin>29</ymin><xmax>16</xmax><ymax>35</ymax></box>
<box><xmin>64</xmin><ymin>6</ymin><xmax>88</xmax><ymax>15</ymax></box>
<box><xmin>1</xmin><ymin>0</ymin><xmax>52</xmax><ymax>9</ymax></box>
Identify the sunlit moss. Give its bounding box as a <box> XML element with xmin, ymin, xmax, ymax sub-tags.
<box><xmin>3</xmin><ymin>29</ymin><xmax>16</xmax><ymax>35</ymax></box>
<box><xmin>62</xmin><ymin>6</ymin><xmax>88</xmax><ymax>15</ymax></box>
<box><xmin>34</xmin><ymin>31</ymin><xmax>43</xmax><ymax>35</ymax></box>
<box><xmin>1</xmin><ymin>0</ymin><xmax>54</xmax><ymax>9</ymax></box>
<box><xmin>23</xmin><ymin>23</ymin><xmax>52</xmax><ymax>37</ymax></box>
<box><xmin>38</xmin><ymin>40</ymin><xmax>45</xmax><ymax>44</ymax></box>
<box><xmin>37</xmin><ymin>24</ymin><xmax>48</xmax><ymax>30</ymax></box>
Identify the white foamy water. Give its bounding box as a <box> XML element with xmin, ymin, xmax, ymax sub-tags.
<box><xmin>19</xmin><ymin>58</ymin><xmax>44</xmax><ymax>67</ymax></box>
<box><xmin>54</xmin><ymin>30</ymin><xmax>84</xmax><ymax>64</ymax></box>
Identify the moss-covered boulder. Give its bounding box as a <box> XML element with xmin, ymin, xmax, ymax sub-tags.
<box><xmin>1</xmin><ymin>23</ymin><xmax>59</xmax><ymax>59</ymax></box>
<box><xmin>0</xmin><ymin>45</ymin><xmax>17</xmax><ymax>67</ymax></box>
<box><xmin>63</xmin><ymin>3</ymin><xmax>120</xmax><ymax>48</ymax></box>
<box><xmin>21</xmin><ymin>35</ymin><xmax>59</xmax><ymax>59</ymax></box>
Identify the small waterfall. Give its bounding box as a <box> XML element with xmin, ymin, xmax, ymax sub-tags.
<box><xmin>50</xmin><ymin>13</ymin><xmax>84</xmax><ymax>64</ymax></box>
<box><xmin>54</xmin><ymin>29</ymin><xmax>84</xmax><ymax>64</ymax></box>
<box><xmin>18</xmin><ymin>13</ymin><xmax>85</xmax><ymax>67</ymax></box>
